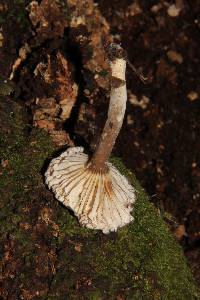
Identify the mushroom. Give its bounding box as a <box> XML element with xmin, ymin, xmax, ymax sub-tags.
<box><xmin>45</xmin><ymin>44</ymin><xmax>136</xmax><ymax>233</ymax></box>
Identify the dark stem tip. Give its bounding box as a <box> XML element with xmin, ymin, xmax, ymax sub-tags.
<box><xmin>106</xmin><ymin>43</ymin><xmax>126</xmax><ymax>61</ymax></box>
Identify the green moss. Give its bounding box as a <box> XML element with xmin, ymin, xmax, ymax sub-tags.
<box><xmin>0</xmin><ymin>100</ymin><xmax>199</xmax><ymax>300</ymax></box>
<box><xmin>0</xmin><ymin>79</ymin><xmax>14</xmax><ymax>96</ymax></box>
<box><xmin>98</xmin><ymin>70</ymin><xmax>109</xmax><ymax>78</ymax></box>
<box><xmin>0</xmin><ymin>0</ymin><xmax>30</xmax><ymax>28</ymax></box>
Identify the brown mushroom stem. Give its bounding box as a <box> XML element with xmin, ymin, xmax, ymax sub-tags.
<box><xmin>90</xmin><ymin>52</ymin><xmax>127</xmax><ymax>172</ymax></box>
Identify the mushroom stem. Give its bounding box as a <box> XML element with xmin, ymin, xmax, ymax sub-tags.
<box><xmin>90</xmin><ymin>46</ymin><xmax>127</xmax><ymax>171</ymax></box>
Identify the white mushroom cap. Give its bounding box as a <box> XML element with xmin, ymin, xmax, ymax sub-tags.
<box><xmin>45</xmin><ymin>147</ymin><xmax>135</xmax><ymax>234</ymax></box>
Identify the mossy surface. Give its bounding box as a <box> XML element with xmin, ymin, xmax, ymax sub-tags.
<box><xmin>0</xmin><ymin>100</ymin><xmax>199</xmax><ymax>300</ymax></box>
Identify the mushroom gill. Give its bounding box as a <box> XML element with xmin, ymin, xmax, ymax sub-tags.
<box><xmin>45</xmin><ymin>147</ymin><xmax>135</xmax><ymax>233</ymax></box>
